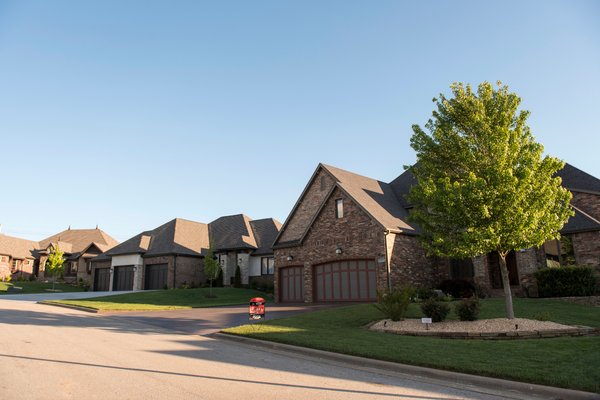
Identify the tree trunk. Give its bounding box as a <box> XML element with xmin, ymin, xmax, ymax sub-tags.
<box><xmin>498</xmin><ymin>251</ymin><xmax>515</xmax><ymax>319</ymax></box>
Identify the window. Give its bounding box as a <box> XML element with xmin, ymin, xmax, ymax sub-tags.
<box><xmin>11</xmin><ymin>259</ymin><xmax>19</xmax><ymax>273</ymax></box>
<box><xmin>320</xmin><ymin>176</ymin><xmax>326</xmax><ymax>191</ymax></box>
<box><xmin>450</xmin><ymin>258</ymin><xmax>474</xmax><ymax>279</ymax></box>
<box><xmin>261</xmin><ymin>257</ymin><xmax>274</xmax><ymax>275</ymax></box>
<box><xmin>544</xmin><ymin>235</ymin><xmax>576</xmax><ymax>267</ymax></box>
<box><xmin>71</xmin><ymin>261</ymin><xmax>77</xmax><ymax>272</ymax></box>
<box><xmin>335</xmin><ymin>199</ymin><xmax>343</xmax><ymax>218</ymax></box>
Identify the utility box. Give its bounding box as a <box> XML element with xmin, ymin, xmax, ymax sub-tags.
<box><xmin>249</xmin><ymin>297</ymin><xmax>265</xmax><ymax>320</ymax></box>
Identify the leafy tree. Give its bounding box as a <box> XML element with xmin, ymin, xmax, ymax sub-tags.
<box><xmin>203</xmin><ymin>239</ymin><xmax>222</xmax><ymax>297</ymax></box>
<box><xmin>46</xmin><ymin>246</ymin><xmax>65</xmax><ymax>290</ymax></box>
<box><xmin>233</xmin><ymin>265</ymin><xmax>242</xmax><ymax>288</ymax></box>
<box><xmin>406</xmin><ymin>81</ymin><xmax>573</xmax><ymax>319</ymax></box>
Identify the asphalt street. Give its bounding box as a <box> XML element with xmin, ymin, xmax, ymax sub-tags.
<box><xmin>0</xmin><ymin>298</ymin><xmax>522</xmax><ymax>400</ymax></box>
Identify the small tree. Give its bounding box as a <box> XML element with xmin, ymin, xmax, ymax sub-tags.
<box><xmin>233</xmin><ymin>265</ymin><xmax>242</xmax><ymax>288</ymax></box>
<box><xmin>407</xmin><ymin>81</ymin><xmax>573</xmax><ymax>319</ymax></box>
<box><xmin>46</xmin><ymin>246</ymin><xmax>65</xmax><ymax>290</ymax></box>
<box><xmin>203</xmin><ymin>239</ymin><xmax>222</xmax><ymax>297</ymax></box>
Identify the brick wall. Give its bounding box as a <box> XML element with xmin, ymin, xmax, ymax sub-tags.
<box><xmin>571</xmin><ymin>191</ymin><xmax>600</xmax><ymax>221</ymax></box>
<box><xmin>388</xmin><ymin>234</ymin><xmax>445</xmax><ymax>289</ymax></box>
<box><xmin>573</xmin><ymin>231</ymin><xmax>600</xmax><ymax>269</ymax></box>
<box><xmin>278</xmin><ymin>169</ymin><xmax>335</xmax><ymax>243</ymax></box>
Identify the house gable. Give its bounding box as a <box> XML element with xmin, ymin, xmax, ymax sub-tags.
<box><xmin>274</xmin><ymin>165</ymin><xmax>337</xmax><ymax>246</ymax></box>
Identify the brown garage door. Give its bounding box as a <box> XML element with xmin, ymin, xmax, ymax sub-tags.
<box><xmin>94</xmin><ymin>268</ymin><xmax>110</xmax><ymax>292</ymax></box>
<box><xmin>314</xmin><ymin>260</ymin><xmax>377</xmax><ymax>301</ymax></box>
<box><xmin>280</xmin><ymin>266</ymin><xmax>305</xmax><ymax>302</ymax></box>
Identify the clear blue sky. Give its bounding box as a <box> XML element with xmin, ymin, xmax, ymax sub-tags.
<box><xmin>1</xmin><ymin>0</ymin><xmax>599</xmax><ymax>242</ymax></box>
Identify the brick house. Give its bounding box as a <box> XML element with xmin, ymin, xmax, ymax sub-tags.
<box><xmin>0</xmin><ymin>227</ymin><xmax>118</xmax><ymax>282</ymax></box>
<box><xmin>90</xmin><ymin>215</ymin><xmax>281</xmax><ymax>291</ymax></box>
<box><xmin>271</xmin><ymin>163</ymin><xmax>600</xmax><ymax>302</ymax></box>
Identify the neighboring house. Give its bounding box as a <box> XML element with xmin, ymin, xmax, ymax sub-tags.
<box><xmin>0</xmin><ymin>227</ymin><xmax>119</xmax><ymax>282</ymax></box>
<box><xmin>210</xmin><ymin>214</ymin><xmax>282</xmax><ymax>286</ymax></box>
<box><xmin>90</xmin><ymin>215</ymin><xmax>281</xmax><ymax>292</ymax></box>
<box><xmin>271</xmin><ymin>163</ymin><xmax>600</xmax><ymax>303</ymax></box>
<box><xmin>0</xmin><ymin>235</ymin><xmax>38</xmax><ymax>279</ymax></box>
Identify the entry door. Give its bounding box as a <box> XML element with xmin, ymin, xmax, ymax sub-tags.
<box><xmin>280</xmin><ymin>266</ymin><xmax>304</xmax><ymax>302</ymax></box>
<box><xmin>314</xmin><ymin>260</ymin><xmax>377</xmax><ymax>301</ymax></box>
<box><xmin>94</xmin><ymin>268</ymin><xmax>110</xmax><ymax>291</ymax></box>
<box><xmin>145</xmin><ymin>264</ymin><xmax>168</xmax><ymax>290</ymax></box>
<box><xmin>113</xmin><ymin>266</ymin><xmax>134</xmax><ymax>291</ymax></box>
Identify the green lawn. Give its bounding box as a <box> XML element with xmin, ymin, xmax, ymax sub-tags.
<box><xmin>47</xmin><ymin>287</ymin><xmax>273</xmax><ymax>311</ymax></box>
<box><xmin>222</xmin><ymin>298</ymin><xmax>600</xmax><ymax>393</ymax></box>
<box><xmin>0</xmin><ymin>281</ymin><xmax>85</xmax><ymax>294</ymax></box>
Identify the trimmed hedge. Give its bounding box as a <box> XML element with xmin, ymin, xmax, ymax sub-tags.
<box><xmin>534</xmin><ymin>265</ymin><xmax>599</xmax><ymax>297</ymax></box>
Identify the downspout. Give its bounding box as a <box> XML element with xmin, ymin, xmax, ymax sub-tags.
<box><xmin>384</xmin><ymin>230</ymin><xmax>392</xmax><ymax>291</ymax></box>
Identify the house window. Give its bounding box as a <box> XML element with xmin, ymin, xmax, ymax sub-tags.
<box><xmin>71</xmin><ymin>261</ymin><xmax>77</xmax><ymax>272</ymax></box>
<box><xmin>335</xmin><ymin>199</ymin><xmax>343</xmax><ymax>218</ymax></box>
<box><xmin>321</xmin><ymin>176</ymin><xmax>326</xmax><ymax>191</ymax></box>
<box><xmin>544</xmin><ymin>235</ymin><xmax>576</xmax><ymax>267</ymax></box>
<box><xmin>11</xmin><ymin>259</ymin><xmax>19</xmax><ymax>273</ymax></box>
<box><xmin>1</xmin><ymin>256</ymin><xmax>7</xmax><ymax>263</ymax></box>
<box><xmin>450</xmin><ymin>258</ymin><xmax>474</xmax><ymax>279</ymax></box>
<box><xmin>261</xmin><ymin>257</ymin><xmax>274</xmax><ymax>275</ymax></box>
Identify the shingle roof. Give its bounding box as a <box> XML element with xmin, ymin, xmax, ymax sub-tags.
<box><xmin>209</xmin><ymin>214</ymin><xmax>258</xmax><ymax>251</ymax></box>
<box><xmin>0</xmin><ymin>235</ymin><xmax>38</xmax><ymax>259</ymax></box>
<box><xmin>250</xmin><ymin>218</ymin><xmax>282</xmax><ymax>255</ymax></box>
<box><xmin>560</xmin><ymin>205</ymin><xmax>600</xmax><ymax>234</ymax></box>
<box><xmin>100</xmin><ymin>218</ymin><xmax>209</xmax><ymax>258</ymax></box>
<box><xmin>555</xmin><ymin>163</ymin><xmax>600</xmax><ymax>193</ymax></box>
<box><xmin>321</xmin><ymin>164</ymin><xmax>422</xmax><ymax>234</ymax></box>
<box><xmin>389</xmin><ymin>166</ymin><xmax>419</xmax><ymax>208</ymax></box>
<box><xmin>39</xmin><ymin>229</ymin><xmax>119</xmax><ymax>254</ymax></box>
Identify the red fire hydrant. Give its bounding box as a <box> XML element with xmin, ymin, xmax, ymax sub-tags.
<box><xmin>249</xmin><ymin>297</ymin><xmax>265</xmax><ymax>320</ymax></box>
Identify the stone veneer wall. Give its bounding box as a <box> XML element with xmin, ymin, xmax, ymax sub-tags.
<box><xmin>274</xmin><ymin>188</ymin><xmax>386</xmax><ymax>302</ymax></box>
<box><xmin>277</xmin><ymin>169</ymin><xmax>335</xmax><ymax>243</ymax></box>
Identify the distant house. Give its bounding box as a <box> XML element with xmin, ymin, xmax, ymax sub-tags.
<box><xmin>271</xmin><ymin>163</ymin><xmax>600</xmax><ymax>302</ymax></box>
<box><xmin>0</xmin><ymin>227</ymin><xmax>119</xmax><ymax>282</ymax></box>
<box><xmin>90</xmin><ymin>215</ymin><xmax>281</xmax><ymax>292</ymax></box>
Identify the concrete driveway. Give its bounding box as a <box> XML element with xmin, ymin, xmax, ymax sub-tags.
<box><xmin>0</xmin><ymin>290</ymin><xmax>136</xmax><ymax>302</ymax></box>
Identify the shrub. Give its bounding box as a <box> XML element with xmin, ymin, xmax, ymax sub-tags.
<box><xmin>234</xmin><ymin>265</ymin><xmax>242</xmax><ymax>288</ymax></box>
<box><xmin>373</xmin><ymin>284</ymin><xmax>416</xmax><ymax>321</ymax></box>
<box><xmin>163</xmin><ymin>284</ymin><xmax>168</xmax><ymax>290</ymax></box>
<box><xmin>17</xmin><ymin>275</ymin><xmax>25</xmax><ymax>282</ymax></box>
<box><xmin>454</xmin><ymin>297</ymin><xmax>481</xmax><ymax>321</ymax></box>
<box><xmin>5</xmin><ymin>275</ymin><xmax>11</xmax><ymax>282</ymax></box>
<box><xmin>420</xmin><ymin>297</ymin><xmax>451</xmax><ymax>322</ymax></box>
<box><xmin>438</xmin><ymin>279</ymin><xmax>475</xmax><ymax>298</ymax></box>
<box><xmin>532</xmin><ymin>311</ymin><xmax>554</xmax><ymax>321</ymax></box>
<box><xmin>534</xmin><ymin>265</ymin><xmax>599</xmax><ymax>297</ymax></box>
<box><xmin>78</xmin><ymin>278</ymin><xmax>83</xmax><ymax>284</ymax></box>
<box><xmin>29</xmin><ymin>274</ymin><xmax>35</xmax><ymax>282</ymax></box>
<box><xmin>182</xmin><ymin>281</ymin><xmax>189</xmax><ymax>289</ymax></box>
<box><xmin>207</xmin><ymin>269</ymin><xmax>225</xmax><ymax>288</ymax></box>
<box><xmin>191</xmin><ymin>281</ymin><xmax>197</xmax><ymax>289</ymax></box>
<box><xmin>249</xmin><ymin>279</ymin><xmax>258</xmax><ymax>290</ymax></box>
<box><xmin>58</xmin><ymin>278</ymin><xmax>65</xmax><ymax>283</ymax></box>
<box><xmin>416</xmin><ymin>287</ymin><xmax>436</xmax><ymax>301</ymax></box>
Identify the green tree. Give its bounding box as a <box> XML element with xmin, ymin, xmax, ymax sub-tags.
<box><xmin>46</xmin><ymin>245</ymin><xmax>65</xmax><ymax>291</ymax></box>
<box><xmin>406</xmin><ymin>81</ymin><xmax>573</xmax><ymax>319</ymax></box>
<box><xmin>233</xmin><ymin>265</ymin><xmax>242</xmax><ymax>288</ymax></box>
<box><xmin>203</xmin><ymin>239</ymin><xmax>222</xmax><ymax>297</ymax></box>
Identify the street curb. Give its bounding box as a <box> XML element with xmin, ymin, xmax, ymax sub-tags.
<box><xmin>213</xmin><ymin>332</ymin><xmax>600</xmax><ymax>400</ymax></box>
<box><xmin>37</xmin><ymin>301</ymin><xmax>101</xmax><ymax>313</ymax></box>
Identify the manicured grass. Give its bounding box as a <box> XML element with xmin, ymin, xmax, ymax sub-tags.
<box><xmin>0</xmin><ymin>281</ymin><xmax>85</xmax><ymax>294</ymax></box>
<box><xmin>222</xmin><ymin>298</ymin><xmax>600</xmax><ymax>393</ymax></box>
<box><xmin>48</xmin><ymin>287</ymin><xmax>273</xmax><ymax>311</ymax></box>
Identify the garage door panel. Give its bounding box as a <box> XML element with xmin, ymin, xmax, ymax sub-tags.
<box><xmin>94</xmin><ymin>268</ymin><xmax>110</xmax><ymax>291</ymax></box>
<box><xmin>315</xmin><ymin>260</ymin><xmax>376</xmax><ymax>301</ymax></box>
<box><xmin>280</xmin><ymin>266</ymin><xmax>304</xmax><ymax>302</ymax></box>
<box><xmin>145</xmin><ymin>264</ymin><xmax>168</xmax><ymax>290</ymax></box>
<box><xmin>113</xmin><ymin>266</ymin><xmax>134</xmax><ymax>291</ymax></box>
